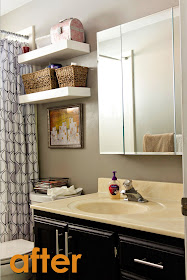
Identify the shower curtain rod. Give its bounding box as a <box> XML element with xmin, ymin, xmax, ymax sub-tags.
<box><xmin>0</xmin><ymin>30</ymin><xmax>29</xmax><ymax>39</ymax></box>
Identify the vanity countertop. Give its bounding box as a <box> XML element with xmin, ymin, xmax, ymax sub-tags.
<box><xmin>31</xmin><ymin>179</ymin><xmax>184</xmax><ymax>239</ymax></box>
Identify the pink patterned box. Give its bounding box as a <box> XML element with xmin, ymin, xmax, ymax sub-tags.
<box><xmin>50</xmin><ymin>18</ymin><xmax>85</xmax><ymax>43</ymax></box>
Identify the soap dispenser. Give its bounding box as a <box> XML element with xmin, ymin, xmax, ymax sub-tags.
<box><xmin>109</xmin><ymin>171</ymin><xmax>121</xmax><ymax>199</ymax></box>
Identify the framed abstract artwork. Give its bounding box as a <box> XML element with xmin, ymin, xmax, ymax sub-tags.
<box><xmin>47</xmin><ymin>104</ymin><xmax>83</xmax><ymax>148</ymax></box>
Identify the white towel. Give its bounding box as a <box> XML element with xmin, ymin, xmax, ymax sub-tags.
<box><xmin>47</xmin><ymin>185</ymin><xmax>83</xmax><ymax>200</ymax></box>
<box><xmin>176</xmin><ymin>134</ymin><xmax>182</xmax><ymax>153</ymax></box>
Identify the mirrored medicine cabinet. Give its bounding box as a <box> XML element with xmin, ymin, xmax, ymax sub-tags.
<box><xmin>97</xmin><ymin>7</ymin><xmax>182</xmax><ymax>155</ymax></box>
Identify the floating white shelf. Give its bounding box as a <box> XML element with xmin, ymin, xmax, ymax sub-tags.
<box><xmin>18</xmin><ymin>40</ymin><xmax>90</xmax><ymax>66</ymax></box>
<box><xmin>18</xmin><ymin>87</ymin><xmax>91</xmax><ymax>104</ymax></box>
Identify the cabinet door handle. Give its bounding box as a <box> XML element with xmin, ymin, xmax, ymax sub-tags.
<box><xmin>114</xmin><ymin>247</ymin><xmax>118</xmax><ymax>258</ymax></box>
<box><xmin>134</xmin><ymin>258</ymin><xmax>163</xmax><ymax>269</ymax></box>
<box><xmin>65</xmin><ymin>232</ymin><xmax>73</xmax><ymax>256</ymax></box>
<box><xmin>56</xmin><ymin>229</ymin><xmax>59</xmax><ymax>254</ymax></box>
<box><xmin>56</xmin><ymin>230</ymin><xmax>64</xmax><ymax>255</ymax></box>
<box><xmin>65</xmin><ymin>232</ymin><xmax>69</xmax><ymax>257</ymax></box>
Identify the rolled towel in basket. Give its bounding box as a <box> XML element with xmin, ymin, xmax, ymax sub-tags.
<box><xmin>47</xmin><ymin>185</ymin><xmax>83</xmax><ymax>200</ymax></box>
<box><xmin>143</xmin><ymin>133</ymin><xmax>174</xmax><ymax>152</ymax></box>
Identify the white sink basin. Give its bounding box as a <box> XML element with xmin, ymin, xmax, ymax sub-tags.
<box><xmin>68</xmin><ymin>200</ymin><xmax>149</xmax><ymax>215</ymax></box>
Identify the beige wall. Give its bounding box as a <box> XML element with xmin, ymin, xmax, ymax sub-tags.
<box><xmin>1</xmin><ymin>0</ymin><xmax>182</xmax><ymax>193</ymax></box>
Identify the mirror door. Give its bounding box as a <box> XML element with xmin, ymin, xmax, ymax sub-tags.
<box><xmin>97</xmin><ymin>26</ymin><xmax>124</xmax><ymax>154</ymax></box>
<box><xmin>121</xmin><ymin>8</ymin><xmax>180</xmax><ymax>155</ymax></box>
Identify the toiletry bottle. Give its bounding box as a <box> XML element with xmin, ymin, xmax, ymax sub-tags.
<box><xmin>109</xmin><ymin>171</ymin><xmax>121</xmax><ymax>199</ymax></box>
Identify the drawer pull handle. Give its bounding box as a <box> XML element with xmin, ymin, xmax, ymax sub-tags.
<box><xmin>134</xmin><ymin>258</ymin><xmax>163</xmax><ymax>269</ymax></box>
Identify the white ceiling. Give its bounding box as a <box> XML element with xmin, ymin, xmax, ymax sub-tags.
<box><xmin>0</xmin><ymin>0</ymin><xmax>32</xmax><ymax>16</ymax></box>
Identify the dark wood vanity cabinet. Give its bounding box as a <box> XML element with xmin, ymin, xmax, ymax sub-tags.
<box><xmin>33</xmin><ymin>210</ymin><xmax>185</xmax><ymax>280</ymax></box>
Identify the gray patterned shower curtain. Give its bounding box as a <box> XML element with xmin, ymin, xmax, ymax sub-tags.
<box><xmin>0</xmin><ymin>39</ymin><xmax>39</xmax><ymax>242</ymax></box>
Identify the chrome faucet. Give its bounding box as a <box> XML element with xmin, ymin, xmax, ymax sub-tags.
<box><xmin>121</xmin><ymin>180</ymin><xmax>148</xmax><ymax>203</ymax></box>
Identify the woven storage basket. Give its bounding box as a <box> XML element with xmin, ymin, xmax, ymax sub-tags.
<box><xmin>55</xmin><ymin>65</ymin><xmax>88</xmax><ymax>88</ymax></box>
<box><xmin>22</xmin><ymin>68</ymin><xmax>58</xmax><ymax>94</ymax></box>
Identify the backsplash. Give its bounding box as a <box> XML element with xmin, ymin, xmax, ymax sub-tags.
<box><xmin>98</xmin><ymin>178</ymin><xmax>183</xmax><ymax>201</ymax></box>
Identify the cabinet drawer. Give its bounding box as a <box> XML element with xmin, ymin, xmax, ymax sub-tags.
<box><xmin>119</xmin><ymin>235</ymin><xmax>185</xmax><ymax>280</ymax></box>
